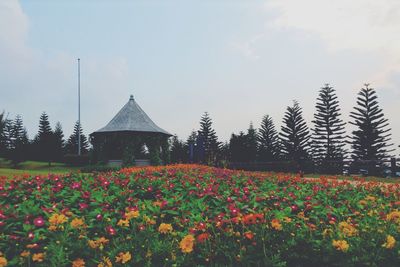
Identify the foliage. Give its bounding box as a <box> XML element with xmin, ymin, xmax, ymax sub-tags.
<box><xmin>258</xmin><ymin>115</ymin><xmax>280</xmax><ymax>161</ymax></box>
<box><xmin>0</xmin><ymin>165</ymin><xmax>399</xmax><ymax>266</ymax></box>
<box><xmin>52</xmin><ymin>122</ymin><xmax>65</xmax><ymax>162</ymax></box>
<box><xmin>280</xmin><ymin>101</ymin><xmax>312</xmax><ymax>171</ymax></box>
<box><xmin>312</xmin><ymin>84</ymin><xmax>346</xmax><ymax>174</ymax></box>
<box><xmin>349</xmin><ymin>84</ymin><xmax>394</xmax><ymax>175</ymax></box>
<box><xmin>170</xmin><ymin>135</ymin><xmax>187</xmax><ymax>163</ymax></box>
<box><xmin>198</xmin><ymin>112</ymin><xmax>221</xmax><ymax>165</ymax></box>
<box><xmin>8</xmin><ymin>115</ymin><xmax>30</xmax><ymax>167</ymax></box>
<box><xmin>65</xmin><ymin>121</ymin><xmax>89</xmax><ymax>155</ymax></box>
<box><xmin>122</xmin><ymin>142</ymin><xmax>135</xmax><ymax>167</ymax></box>
<box><xmin>33</xmin><ymin>112</ymin><xmax>54</xmax><ymax>165</ymax></box>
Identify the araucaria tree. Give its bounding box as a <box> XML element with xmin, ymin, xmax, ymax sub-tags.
<box><xmin>349</xmin><ymin>84</ymin><xmax>393</xmax><ymax>175</ymax></box>
<box><xmin>9</xmin><ymin>115</ymin><xmax>29</xmax><ymax>166</ymax></box>
<box><xmin>65</xmin><ymin>121</ymin><xmax>89</xmax><ymax>154</ymax></box>
<box><xmin>312</xmin><ymin>84</ymin><xmax>346</xmax><ymax>174</ymax></box>
<box><xmin>34</xmin><ymin>112</ymin><xmax>54</xmax><ymax>165</ymax></box>
<box><xmin>198</xmin><ymin>112</ymin><xmax>220</xmax><ymax>165</ymax></box>
<box><xmin>53</xmin><ymin>122</ymin><xmax>65</xmax><ymax>162</ymax></box>
<box><xmin>258</xmin><ymin>115</ymin><xmax>280</xmax><ymax>161</ymax></box>
<box><xmin>280</xmin><ymin>101</ymin><xmax>311</xmax><ymax>170</ymax></box>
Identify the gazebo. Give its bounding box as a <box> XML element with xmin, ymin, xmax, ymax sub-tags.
<box><xmin>90</xmin><ymin>95</ymin><xmax>172</xmax><ymax>166</ymax></box>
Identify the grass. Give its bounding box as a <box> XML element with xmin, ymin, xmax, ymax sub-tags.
<box><xmin>0</xmin><ymin>158</ymin><xmax>80</xmax><ymax>178</ymax></box>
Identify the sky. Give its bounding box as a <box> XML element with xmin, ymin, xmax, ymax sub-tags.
<box><xmin>0</xmin><ymin>0</ymin><xmax>399</xmax><ymax>154</ymax></box>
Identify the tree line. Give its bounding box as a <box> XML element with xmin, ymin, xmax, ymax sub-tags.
<box><xmin>0</xmin><ymin>112</ymin><xmax>89</xmax><ymax>166</ymax></box>
<box><xmin>170</xmin><ymin>84</ymin><xmax>397</xmax><ymax>175</ymax></box>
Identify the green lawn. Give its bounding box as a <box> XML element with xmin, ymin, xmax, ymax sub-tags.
<box><xmin>0</xmin><ymin>158</ymin><xmax>80</xmax><ymax>178</ymax></box>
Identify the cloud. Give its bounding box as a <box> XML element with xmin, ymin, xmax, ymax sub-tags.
<box><xmin>265</xmin><ymin>0</ymin><xmax>400</xmax><ymax>89</ymax></box>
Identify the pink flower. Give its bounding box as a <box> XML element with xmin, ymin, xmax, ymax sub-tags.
<box><xmin>33</xmin><ymin>217</ymin><xmax>45</xmax><ymax>227</ymax></box>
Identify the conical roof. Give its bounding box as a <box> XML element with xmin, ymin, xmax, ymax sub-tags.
<box><xmin>94</xmin><ymin>95</ymin><xmax>171</xmax><ymax>136</ymax></box>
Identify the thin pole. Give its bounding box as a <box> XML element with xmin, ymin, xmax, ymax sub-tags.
<box><xmin>78</xmin><ymin>58</ymin><xmax>81</xmax><ymax>156</ymax></box>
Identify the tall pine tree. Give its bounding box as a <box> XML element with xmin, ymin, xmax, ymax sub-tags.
<box><xmin>349</xmin><ymin>84</ymin><xmax>393</xmax><ymax>175</ymax></box>
<box><xmin>170</xmin><ymin>135</ymin><xmax>187</xmax><ymax>163</ymax></box>
<box><xmin>9</xmin><ymin>115</ymin><xmax>29</xmax><ymax>166</ymax></box>
<box><xmin>246</xmin><ymin>122</ymin><xmax>258</xmax><ymax>162</ymax></box>
<box><xmin>258</xmin><ymin>115</ymin><xmax>280</xmax><ymax>161</ymax></box>
<box><xmin>53</xmin><ymin>122</ymin><xmax>65</xmax><ymax>162</ymax></box>
<box><xmin>312</xmin><ymin>84</ymin><xmax>346</xmax><ymax>174</ymax></box>
<box><xmin>65</xmin><ymin>121</ymin><xmax>89</xmax><ymax>155</ymax></box>
<box><xmin>34</xmin><ymin>112</ymin><xmax>54</xmax><ymax>165</ymax></box>
<box><xmin>198</xmin><ymin>112</ymin><xmax>220</xmax><ymax>165</ymax></box>
<box><xmin>280</xmin><ymin>101</ymin><xmax>311</xmax><ymax>170</ymax></box>
<box><xmin>0</xmin><ymin>112</ymin><xmax>8</xmax><ymax>156</ymax></box>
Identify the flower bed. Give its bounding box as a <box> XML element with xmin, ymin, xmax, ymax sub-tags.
<box><xmin>0</xmin><ymin>164</ymin><xmax>399</xmax><ymax>266</ymax></box>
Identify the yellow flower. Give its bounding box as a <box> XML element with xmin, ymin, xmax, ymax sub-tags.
<box><xmin>338</xmin><ymin>221</ymin><xmax>358</xmax><ymax>237</ymax></box>
<box><xmin>20</xmin><ymin>250</ymin><xmax>30</xmax><ymax>258</ymax></box>
<box><xmin>48</xmin><ymin>225</ymin><xmax>58</xmax><ymax>231</ymax></box>
<box><xmin>365</xmin><ymin>195</ymin><xmax>376</xmax><ymax>202</ymax></box>
<box><xmin>322</xmin><ymin>229</ymin><xmax>333</xmax><ymax>238</ymax></box>
<box><xmin>180</xmin><ymin>235</ymin><xmax>195</xmax><ymax>253</ymax></box>
<box><xmin>115</xmin><ymin>252</ymin><xmax>131</xmax><ymax>264</ymax></box>
<box><xmin>88</xmin><ymin>237</ymin><xmax>109</xmax><ymax>250</ymax></box>
<box><xmin>70</xmin><ymin>218</ymin><xmax>85</xmax><ymax>229</ymax></box>
<box><xmin>117</xmin><ymin>219</ymin><xmax>130</xmax><ymax>227</ymax></box>
<box><xmin>283</xmin><ymin>217</ymin><xmax>292</xmax><ymax>223</ymax></box>
<box><xmin>49</xmin><ymin>214</ymin><xmax>68</xmax><ymax>225</ymax></box>
<box><xmin>0</xmin><ymin>256</ymin><xmax>7</xmax><ymax>267</ymax></box>
<box><xmin>358</xmin><ymin>200</ymin><xmax>367</xmax><ymax>206</ymax></box>
<box><xmin>97</xmin><ymin>257</ymin><xmax>112</xmax><ymax>267</ymax></box>
<box><xmin>382</xmin><ymin>235</ymin><xmax>396</xmax><ymax>249</ymax></box>
<box><xmin>125</xmin><ymin>210</ymin><xmax>139</xmax><ymax>220</ymax></box>
<box><xmin>32</xmin><ymin>253</ymin><xmax>45</xmax><ymax>262</ymax></box>
<box><xmin>158</xmin><ymin>223</ymin><xmax>173</xmax><ymax>234</ymax></box>
<box><xmin>271</xmin><ymin>219</ymin><xmax>282</xmax><ymax>231</ymax></box>
<box><xmin>72</xmin><ymin>258</ymin><xmax>85</xmax><ymax>267</ymax></box>
<box><xmin>332</xmin><ymin>240</ymin><xmax>349</xmax><ymax>252</ymax></box>
<box><xmin>386</xmin><ymin>210</ymin><xmax>400</xmax><ymax>222</ymax></box>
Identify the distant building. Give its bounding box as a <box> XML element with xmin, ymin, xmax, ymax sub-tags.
<box><xmin>90</xmin><ymin>95</ymin><xmax>171</xmax><ymax>166</ymax></box>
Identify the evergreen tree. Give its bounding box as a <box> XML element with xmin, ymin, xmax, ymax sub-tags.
<box><xmin>312</xmin><ymin>84</ymin><xmax>346</xmax><ymax>174</ymax></box>
<box><xmin>198</xmin><ymin>112</ymin><xmax>220</xmax><ymax>164</ymax></box>
<box><xmin>246</xmin><ymin>122</ymin><xmax>258</xmax><ymax>162</ymax></box>
<box><xmin>280</xmin><ymin>101</ymin><xmax>311</xmax><ymax>170</ymax></box>
<box><xmin>349</xmin><ymin>84</ymin><xmax>393</xmax><ymax>175</ymax></box>
<box><xmin>258</xmin><ymin>115</ymin><xmax>280</xmax><ymax>161</ymax></box>
<box><xmin>65</xmin><ymin>121</ymin><xmax>89</xmax><ymax>155</ymax></box>
<box><xmin>170</xmin><ymin>135</ymin><xmax>187</xmax><ymax>163</ymax></box>
<box><xmin>0</xmin><ymin>111</ymin><xmax>7</xmax><ymax>156</ymax></box>
<box><xmin>186</xmin><ymin>130</ymin><xmax>197</xmax><ymax>163</ymax></box>
<box><xmin>229</xmin><ymin>132</ymin><xmax>248</xmax><ymax>162</ymax></box>
<box><xmin>53</xmin><ymin>122</ymin><xmax>65</xmax><ymax>162</ymax></box>
<box><xmin>34</xmin><ymin>112</ymin><xmax>54</xmax><ymax>165</ymax></box>
<box><xmin>9</xmin><ymin>115</ymin><xmax>29</xmax><ymax>166</ymax></box>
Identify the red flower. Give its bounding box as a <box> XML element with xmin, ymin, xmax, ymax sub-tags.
<box><xmin>196</xmin><ymin>233</ymin><xmax>210</xmax><ymax>243</ymax></box>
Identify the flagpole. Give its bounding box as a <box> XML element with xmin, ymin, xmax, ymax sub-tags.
<box><xmin>78</xmin><ymin>58</ymin><xmax>81</xmax><ymax>156</ymax></box>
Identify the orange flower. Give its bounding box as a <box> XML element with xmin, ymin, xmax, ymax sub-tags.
<box><xmin>180</xmin><ymin>235</ymin><xmax>195</xmax><ymax>253</ymax></box>
<box><xmin>386</xmin><ymin>210</ymin><xmax>400</xmax><ymax>222</ymax></box>
<box><xmin>117</xmin><ymin>219</ymin><xmax>130</xmax><ymax>227</ymax></box>
<box><xmin>125</xmin><ymin>210</ymin><xmax>139</xmax><ymax>220</ymax></box>
<box><xmin>158</xmin><ymin>223</ymin><xmax>173</xmax><ymax>234</ymax></box>
<box><xmin>115</xmin><ymin>252</ymin><xmax>131</xmax><ymax>264</ymax></box>
<box><xmin>70</xmin><ymin>218</ymin><xmax>85</xmax><ymax>229</ymax></box>
<box><xmin>0</xmin><ymin>256</ymin><xmax>7</xmax><ymax>267</ymax></box>
<box><xmin>332</xmin><ymin>240</ymin><xmax>349</xmax><ymax>252</ymax></box>
<box><xmin>97</xmin><ymin>257</ymin><xmax>112</xmax><ymax>267</ymax></box>
<box><xmin>271</xmin><ymin>219</ymin><xmax>282</xmax><ymax>231</ymax></box>
<box><xmin>196</xmin><ymin>233</ymin><xmax>210</xmax><ymax>243</ymax></box>
<box><xmin>72</xmin><ymin>258</ymin><xmax>85</xmax><ymax>267</ymax></box>
<box><xmin>49</xmin><ymin>214</ymin><xmax>67</xmax><ymax>225</ymax></box>
<box><xmin>32</xmin><ymin>253</ymin><xmax>45</xmax><ymax>262</ymax></box>
<box><xmin>88</xmin><ymin>237</ymin><xmax>109</xmax><ymax>249</ymax></box>
<box><xmin>244</xmin><ymin>231</ymin><xmax>254</xmax><ymax>240</ymax></box>
<box><xmin>20</xmin><ymin>250</ymin><xmax>30</xmax><ymax>258</ymax></box>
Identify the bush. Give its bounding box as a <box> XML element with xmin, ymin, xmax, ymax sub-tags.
<box><xmin>80</xmin><ymin>164</ymin><xmax>120</xmax><ymax>173</ymax></box>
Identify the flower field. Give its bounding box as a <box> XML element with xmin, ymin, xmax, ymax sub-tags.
<box><xmin>0</xmin><ymin>165</ymin><xmax>399</xmax><ymax>266</ymax></box>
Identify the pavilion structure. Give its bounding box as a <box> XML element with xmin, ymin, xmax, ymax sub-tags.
<box><xmin>90</xmin><ymin>95</ymin><xmax>172</xmax><ymax>166</ymax></box>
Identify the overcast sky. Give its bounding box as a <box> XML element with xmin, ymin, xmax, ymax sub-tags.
<box><xmin>1</xmin><ymin>0</ymin><xmax>399</xmax><ymax>154</ymax></box>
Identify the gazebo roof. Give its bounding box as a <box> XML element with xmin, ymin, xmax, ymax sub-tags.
<box><xmin>93</xmin><ymin>95</ymin><xmax>171</xmax><ymax>136</ymax></box>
